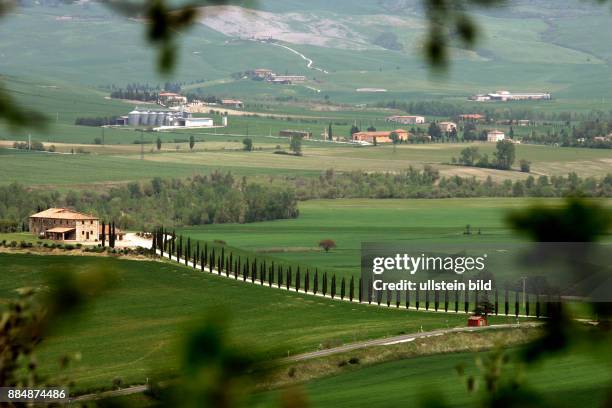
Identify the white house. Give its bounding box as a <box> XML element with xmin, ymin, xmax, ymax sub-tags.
<box><xmin>487</xmin><ymin>130</ymin><xmax>506</xmax><ymax>142</ymax></box>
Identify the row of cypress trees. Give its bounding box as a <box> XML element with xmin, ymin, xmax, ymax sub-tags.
<box><xmin>150</xmin><ymin>227</ymin><xmax>548</xmax><ymax>317</ymax></box>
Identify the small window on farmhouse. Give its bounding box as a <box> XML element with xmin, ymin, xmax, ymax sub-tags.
<box><xmin>90</xmin><ymin>220</ymin><xmax>93</xmax><ymax>224</ymax></box>
<box><xmin>82</xmin><ymin>231</ymin><xmax>84</xmax><ymax>235</ymax></box>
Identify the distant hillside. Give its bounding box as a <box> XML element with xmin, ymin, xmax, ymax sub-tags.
<box><xmin>1</xmin><ymin>0</ymin><xmax>612</xmax><ymax>105</ymax></box>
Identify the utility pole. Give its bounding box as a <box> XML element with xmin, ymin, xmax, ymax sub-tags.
<box><xmin>521</xmin><ymin>276</ymin><xmax>527</xmax><ymax>310</ymax></box>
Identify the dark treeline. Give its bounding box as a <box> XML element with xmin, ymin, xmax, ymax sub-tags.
<box><xmin>291</xmin><ymin>167</ymin><xmax>612</xmax><ymax>200</ymax></box>
<box><xmin>75</xmin><ymin>117</ymin><xmax>118</xmax><ymax>126</ymax></box>
<box><xmin>1</xmin><ymin>169</ymin><xmax>610</xmax><ymax>231</ymax></box>
<box><xmin>0</xmin><ymin>172</ymin><xmax>298</xmax><ymax>231</ymax></box>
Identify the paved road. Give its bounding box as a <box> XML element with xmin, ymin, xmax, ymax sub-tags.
<box><xmin>72</xmin><ymin>322</ymin><xmax>541</xmax><ymax>402</ymax></box>
<box><xmin>279</xmin><ymin>322</ymin><xmax>541</xmax><ymax>363</ymax></box>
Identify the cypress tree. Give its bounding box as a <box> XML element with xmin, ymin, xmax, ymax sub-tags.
<box><xmin>313</xmin><ymin>270</ymin><xmax>319</xmax><ymax>295</ymax></box>
<box><xmin>340</xmin><ymin>277</ymin><xmax>345</xmax><ymax>300</ymax></box>
<box><xmin>455</xmin><ymin>289</ymin><xmax>459</xmax><ymax>313</ymax></box>
<box><xmin>243</xmin><ymin>259</ymin><xmax>248</xmax><ymax>281</ymax></box>
<box><xmin>286</xmin><ymin>267</ymin><xmax>291</xmax><ymax>290</ymax></box>
<box><xmin>376</xmin><ymin>288</ymin><xmax>382</xmax><ymax>306</ymax></box>
<box><xmin>425</xmin><ymin>289</ymin><xmax>430</xmax><ymax>310</ymax></box>
<box><xmin>405</xmin><ymin>287</ymin><xmax>410</xmax><ymax>309</ymax></box>
<box><xmin>259</xmin><ymin>261</ymin><xmax>266</xmax><ymax>285</ymax></box>
<box><xmin>434</xmin><ymin>290</ymin><xmax>439</xmax><ymax>311</ymax></box>
<box><xmin>210</xmin><ymin>249</ymin><xmax>215</xmax><ymax>273</ymax></box>
<box><xmin>217</xmin><ymin>253</ymin><xmax>222</xmax><ymax>275</ymax></box>
<box><xmin>349</xmin><ymin>276</ymin><xmax>354</xmax><ymax>302</ymax></box>
<box><xmin>444</xmin><ymin>289</ymin><xmax>449</xmax><ymax>312</ymax></box>
<box><xmin>386</xmin><ymin>288</ymin><xmax>390</xmax><ymax>307</ymax></box>
<box><xmin>185</xmin><ymin>237</ymin><xmax>191</xmax><ymax>266</ymax></box>
<box><xmin>251</xmin><ymin>260</ymin><xmax>256</xmax><ymax>283</ymax></box>
<box><xmin>331</xmin><ymin>274</ymin><xmax>336</xmax><ymax>299</ymax></box>
<box><xmin>396</xmin><ymin>289</ymin><xmax>400</xmax><ymax>308</ymax></box>
<box><xmin>494</xmin><ymin>288</ymin><xmax>499</xmax><ymax>315</ymax></box>
<box><xmin>322</xmin><ymin>273</ymin><xmax>328</xmax><ymax>296</ymax></box>
<box><xmin>368</xmin><ymin>278</ymin><xmax>372</xmax><ymax>304</ymax></box>
<box><xmin>151</xmin><ymin>229</ymin><xmax>157</xmax><ymax>252</ymax></box>
<box><xmin>515</xmin><ymin>291</ymin><xmax>519</xmax><ymax>317</ymax></box>
<box><xmin>358</xmin><ymin>277</ymin><xmax>363</xmax><ymax>303</ymax></box>
<box><xmin>229</xmin><ymin>253</ymin><xmax>233</xmax><ymax>276</ymax></box>
<box><xmin>464</xmin><ymin>287</ymin><xmax>469</xmax><ymax>313</ymax></box>
<box><xmin>415</xmin><ymin>289</ymin><xmax>420</xmax><ymax>310</ymax></box>
<box><xmin>204</xmin><ymin>243</ymin><xmax>208</xmax><ymax>268</ymax></box>
<box><xmin>268</xmin><ymin>265</ymin><xmax>274</xmax><ymax>287</ymax></box>
<box><xmin>277</xmin><ymin>266</ymin><xmax>283</xmax><ymax>288</ymax></box>
<box><xmin>305</xmin><ymin>270</ymin><xmax>310</xmax><ymax>293</ymax></box>
<box><xmin>504</xmin><ymin>286</ymin><xmax>509</xmax><ymax>316</ymax></box>
<box><xmin>101</xmin><ymin>221</ymin><xmax>106</xmax><ymax>247</ymax></box>
<box><xmin>200</xmin><ymin>250</ymin><xmax>204</xmax><ymax>271</ymax></box>
<box><xmin>194</xmin><ymin>242</ymin><xmax>199</xmax><ymax>268</ymax></box>
<box><xmin>525</xmin><ymin>293</ymin><xmax>530</xmax><ymax>317</ymax></box>
<box><xmin>221</xmin><ymin>248</ymin><xmax>225</xmax><ymax>273</ymax></box>
<box><xmin>296</xmin><ymin>268</ymin><xmax>300</xmax><ymax>292</ymax></box>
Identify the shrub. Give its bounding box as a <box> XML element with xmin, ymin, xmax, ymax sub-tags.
<box><xmin>520</xmin><ymin>159</ymin><xmax>531</xmax><ymax>173</ymax></box>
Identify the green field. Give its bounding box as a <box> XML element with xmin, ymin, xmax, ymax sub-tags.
<box><xmin>0</xmin><ymin>253</ymin><xmax>519</xmax><ymax>393</ymax></box>
<box><xmin>252</xmin><ymin>348</ymin><xmax>612</xmax><ymax>407</ymax></box>
<box><xmin>180</xmin><ymin>198</ymin><xmax>606</xmax><ymax>280</ymax></box>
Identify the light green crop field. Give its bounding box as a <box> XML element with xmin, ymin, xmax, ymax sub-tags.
<box><xmin>180</xmin><ymin>197</ymin><xmax>611</xmax><ymax>280</ymax></box>
<box><xmin>0</xmin><ymin>253</ymin><xmax>518</xmax><ymax>393</ymax></box>
<box><xmin>252</xmin><ymin>348</ymin><xmax>612</xmax><ymax>408</ymax></box>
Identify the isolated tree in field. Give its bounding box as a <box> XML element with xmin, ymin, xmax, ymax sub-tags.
<box><xmin>289</xmin><ymin>135</ymin><xmax>303</xmax><ymax>156</ymax></box>
<box><xmin>242</xmin><ymin>138</ymin><xmax>253</xmax><ymax>151</ymax></box>
<box><xmin>389</xmin><ymin>131</ymin><xmax>400</xmax><ymax>152</ymax></box>
<box><xmin>318</xmin><ymin>239</ymin><xmax>336</xmax><ymax>252</ymax></box>
<box><xmin>328</xmin><ymin>123</ymin><xmax>333</xmax><ymax>141</ymax></box>
<box><xmin>156</xmin><ymin>137</ymin><xmax>162</xmax><ymax>151</ymax></box>
<box><xmin>494</xmin><ymin>139</ymin><xmax>516</xmax><ymax>170</ymax></box>
<box><xmin>520</xmin><ymin>159</ymin><xmax>531</xmax><ymax>173</ymax></box>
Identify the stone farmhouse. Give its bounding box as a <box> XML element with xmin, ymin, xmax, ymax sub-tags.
<box><xmin>29</xmin><ymin>208</ymin><xmax>100</xmax><ymax>242</ymax></box>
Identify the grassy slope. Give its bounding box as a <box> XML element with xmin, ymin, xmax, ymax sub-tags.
<box><xmin>252</xmin><ymin>349</ymin><xmax>612</xmax><ymax>407</ymax></box>
<box><xmin>0</xmin><ymin>253</ymin><xmax>515</xmax><ymax>392</ymax></box>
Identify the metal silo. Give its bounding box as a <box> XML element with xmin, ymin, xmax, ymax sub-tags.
<box><xmin>148</xmin><ymin>111</ymin><xmax>157</xmax><ymax>126</ymax></box>
<box><xmin>155</xmin><ymin>112</ymin><xmax>165</xmax><ymax>126</ymax></box>
<box><xmin>139</xmin><ymin>111</ymin><xmax>149</xmax><ymax>126</ymax></box>
<box><xmin>128</xmin><ymin>109</ymin><xmax>140</xmax><ymax>126</ymax></box>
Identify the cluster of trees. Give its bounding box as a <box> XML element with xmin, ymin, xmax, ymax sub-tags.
<box><xmin>75</xmin><ymin>116</ymin><xmax>118</xmax><ymax>127</ymax></box>
<box><xmin>521</xmin><ymin>120</ymin><xmax>612</xmax><ymax>148</ymax></box>
<box><xmin>0</xmin><ymin>173</ymin><xmax>299</xmax><ymax>231</ymax></box>
<box><xmin>289</xmin><ymin>167</ymin><xmax>612</xmax><ymax>199</ymax></box>
<box><xmin>452</xmin><ymin>140</ymin><xmax>517</xmax><ymax>170</ymax></box>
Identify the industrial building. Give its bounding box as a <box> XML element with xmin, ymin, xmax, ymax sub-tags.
<box><xmin>386</xmin><ymin>115</ymin><xmax>426</xmax><ymax>125</ymax></box>
<box><xmin>469</xmin><ymin>90</ymin><xmax>551</xmax><ymax>102</ymax></box>
<box><xmin>122</xmin><ymin>108</ymin><xmax>216</xmax><ymax>129</ymax></box>
<box><xmin>279</xmin><ymin>130</ymin><xmax>312</xmax><ymax>139</ymax></box>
